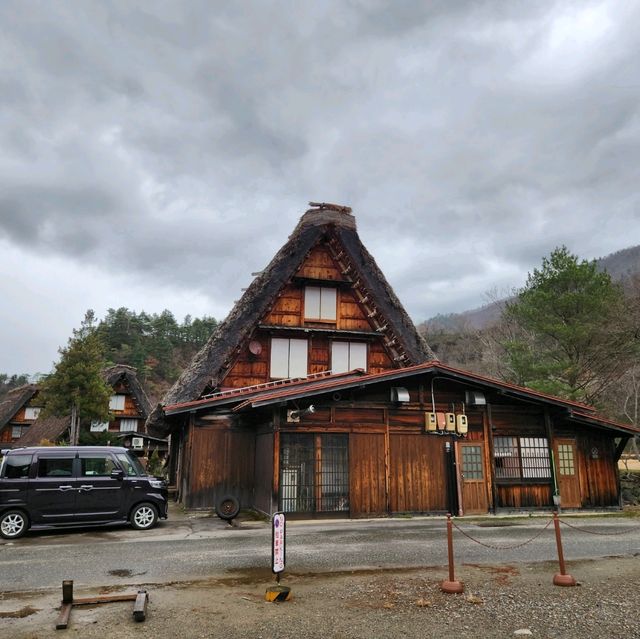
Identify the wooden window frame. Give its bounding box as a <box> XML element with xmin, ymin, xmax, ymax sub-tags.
<box><xmin>331</xmin><ymin>341</ymin><xmax>368</xmax><ymax>373</ymax></box>
<box><xmin>270</xmin><ymin>337</ymin><xmax>309</xmax><ymax>379</ymax></box>
<box><xmin>304</xmin><ymin>286</ymin><xmax>338</xmax><ymax>323</ymax></box>
<box><xmin>119</xmin><ymin>418</ymin><xmax>139</xmax><ymax>432</ymax></box>
<box><xmin>493</xmin><ymin>435</ymin><xmax>551</xmax><ymax>483</ymax></box>
<box><xmin>109</xmin><ymin>394</ymin><xmax>126</xmax><ymax>411</ymax></box>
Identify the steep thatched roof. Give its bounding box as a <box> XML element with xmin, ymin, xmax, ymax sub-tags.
<box><xmin>16</xmin><ymin>415</ymin><xmax>71</xmax><ymax>446</ymax></box>
<box><xmin>102</xmin><ymin>364</ymin><xmax>152</xmax><ymax>418</ymax></box>
<box><xmin>13</xmin><ymin>365</ymin><xmax>150</xmax><ymax>446</ymax></box>
<box><xmin>159</xmin><ymin>205</ymin><xmax>435</xmax><ymax>414</ymax></box>
<box><xmin>0</xmin><ymin>384</ymin><xmax>38</xmax><ymax>430</ymax></box>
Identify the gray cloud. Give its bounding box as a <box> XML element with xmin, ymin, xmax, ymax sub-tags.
<box><xmin>1</xmin><ymin>0</ymin><xmax>640</xmax><ymax>372</ymax></box>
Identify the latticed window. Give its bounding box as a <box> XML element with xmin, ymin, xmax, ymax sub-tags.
<box><xmin>494</xmin><ymin>436</ymin><xmax>551</xmax><ymax>480</ymax></box>
<box><xmin>280</xmin><ymin>433</ymin><xmax>349</xmax><ymax>513</ymax></box>
<box><xmin>461</xmin><ymin>445</ymin><xmax>484</xmax><ymax>479</ymax></box>
<box><xmin>557</xmin><ymin>444</ymin><xmax>575</xmax><ymax>475</ymax></box>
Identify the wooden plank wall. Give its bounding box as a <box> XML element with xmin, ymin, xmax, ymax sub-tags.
<box><xmin>389</xmin><ymin>434</ymin><xmax>448</xmax><ymax>513</ymax></box>
<box><xmin>221</xmin><ymin>240</ymin><xmax>396</xmax><ymax>388</ymax></box>
<box><xmin>187</xmin><ymin>422</ymin><xmax>255</xmax><ymax>509</ymax></box>
<box><xmin>254</xmin><ymin>432</ymin><xmax>274</xmax><ymax>514</ymax></box>
<box><xmin>349</xmin><ymin>433</ymin><xmax>387</xmax><ymax>516</ymax></box>
<box><xmin>577</xmin><ymin>432</ymin><xmax>618</xmax><ymax>507</ymax></box>
<box><xmin>496</xmin><ymin>484</ymin><xmax>553</xmax><ymax>509</ymax></box>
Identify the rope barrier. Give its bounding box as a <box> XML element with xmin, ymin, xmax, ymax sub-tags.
<box><xmin>450</xmin><ymin>518</ymin><xmax>554</xmax><ymax>550</ymax></box>
<box><xmin>559</xmin><ymin>518</ymin><xmax>638</xmax><ymax>536</ymax></box>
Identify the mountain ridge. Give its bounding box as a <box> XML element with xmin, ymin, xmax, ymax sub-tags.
<box><xmin>426</xmin><ymin>244</ymin><xmax>640</xmax><ymax>330</ymax></box>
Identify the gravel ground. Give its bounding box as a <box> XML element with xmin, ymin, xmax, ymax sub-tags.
<box><xmin>2</xmin><ymin>556</ymin><xmax>639</xmax><ymax>638</ymax></box>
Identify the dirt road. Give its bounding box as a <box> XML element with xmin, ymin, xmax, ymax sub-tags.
<box><xmin>2</xmin><ymin>556</ymin><xmax>639</xmax><ymax>638</ymax></box>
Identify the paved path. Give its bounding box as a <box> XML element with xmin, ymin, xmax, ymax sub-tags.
<box><xmin>2</xmin><ymin>511</ymin><xmax>639</xmax><ymax>592</ymax></box>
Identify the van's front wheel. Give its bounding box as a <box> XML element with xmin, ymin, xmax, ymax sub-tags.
<box><xmin>0</xmin><ymin>510</ymin><xmax>28</xmax><ymax>539</ymax></box>
<box><xmin>130</xmin><ymin>503</ymin><xmax>158</xmax><ymax>530</ymax></box>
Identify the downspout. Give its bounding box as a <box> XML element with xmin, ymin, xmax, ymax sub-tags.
<box><xmin>544</xmin><ymin>408</ymin><xmax>560</xmax><ymax>507</ymax></box>
<box><xmin>486</xmin><ymin>403</ymin><xmax>498</xmax><ymax>513</ymax></box>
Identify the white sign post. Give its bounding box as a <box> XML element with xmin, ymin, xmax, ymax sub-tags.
<box><xmin>271</xmin><ymin>512</ymin><xmax>286</xmax><ymax>583</ymax></box>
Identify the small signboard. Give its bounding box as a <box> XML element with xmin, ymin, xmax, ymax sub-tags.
<box><xmin>271</xmin><ymin>512</ymin><xmax>286</xmax><ymax>576</ymax></box>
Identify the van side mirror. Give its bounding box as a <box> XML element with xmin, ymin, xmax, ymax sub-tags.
<box><xmin>111</xmin><ymin>468</ymin><xmax>125</xmax><ymax>480</ymax></box>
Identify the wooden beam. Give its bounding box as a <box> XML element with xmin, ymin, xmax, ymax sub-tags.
<box><xmin>614</xmin><ymin>436</ymin><xmax>630</xmax><ymax>462</ymax></box>
<box><xmin>486</xmin><ymin>404</ymin><xmax>498</xmax><ymax>513</ymax></box>
<box><xmin>56</xmin><ymin>603</ymin><xmax>72</xmax><ymax>630</ymax></box>
<box><xmin>72</xmin><ymin>594</ymin><xmax>138</xmax><ymax>605</ymax></box>
<box><xmin>384</xmin><ymin>409</ymin><xmax>391</xmax><ymax>514</ymax></box>
<box><xmin>133</xmin><ymin>590</ymin><xmax>149</xmax><ymax>622</ymax></box>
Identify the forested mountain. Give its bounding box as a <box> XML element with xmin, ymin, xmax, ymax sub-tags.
<box><xmin>0</xmin><ymin>374</ymin><xmax>31</xmax><ymax>399</ymax></box>
<box><xmin>0</xmin><ymin>308</ymin><xmax>218</xmax><ymax>405</ymax></box>
<box><xmin>429</xmin><ymin>244</ymin><xmax>640</xmax><ymax>331</ymax></box>
<box><xmin>419</xmin><ymin>248</ymin><xmax>640</xmax><ymax>438</ymax></box>
<box><xmin>96</xmin><ymin>308</ymin><xmax>218</xmax><ymax>402</ymax></box>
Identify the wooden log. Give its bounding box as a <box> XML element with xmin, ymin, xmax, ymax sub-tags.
<box><xmin>56</xmin><ymin>603</ymin><xmax>72</xmax><ymax>630</ymax></box>
<box><xmin>133</xmin><ymin>590</ymin><xmax>148</xmax><ymax>622</ymax></box>
<box><xmin>72</xmin><ymin>593</ymin><xmax>138</xmax><ymax>606</ymax></box>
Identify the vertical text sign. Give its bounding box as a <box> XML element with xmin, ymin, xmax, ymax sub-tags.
<box><xmin>272</xmin><ymin>512</ymin><xmax>286</xmax><ymax>574</ymax></box>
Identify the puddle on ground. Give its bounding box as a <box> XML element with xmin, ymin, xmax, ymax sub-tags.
<box><xmin>462</xmin><ymin>564</ymin><xmax>520</xmax><ymax>585</ymax></box>
<box><xmin>0</xmin><ymin>605</ymin><xmax>39</xmax><ymax>618</ymax></box>
<box><xmin>107</xmin><ymin>568</ymin><xmax>147</xmax><ymax>578</ymax></box>
<box><xmin>109</xmin><ymin>569</ymin><xmax>132</xmax><ymax>577</ymax></box>
<box><xmin>219</xmin><ymin>565</ymin><xmax>440</xmax><ymax>587</ymax></box>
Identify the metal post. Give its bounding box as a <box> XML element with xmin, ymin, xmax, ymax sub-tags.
<box><xmin>441</xmin><ymin>514</ymin><xmax>464</xmax><ymax>594</ymax></box>
<box><xmin>62</xmin><ymin>580</ymin><xmax>74</xmax><ymax>604</ymax></box>
<box><xmin>552</xmin><ymin>512</ymin><xmax>576</xmax><ymax>586</ymax></box>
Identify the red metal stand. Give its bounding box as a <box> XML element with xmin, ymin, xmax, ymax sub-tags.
<box><xmin>441</xmin><ymin>514</ymin><xmax>464</xmax><ymax>594</ymax></box>
<box><xmin>552</xmin><ymin>512</ymin><xmax>576</xmax><ymax>587</ymax></box>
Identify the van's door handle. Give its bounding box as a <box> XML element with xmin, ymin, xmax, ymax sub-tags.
<box><xmin>58</xmin><ymin>485</ymin><xmax>74</xmax><ymax>491</ymax></box>
<box><xmin>79</xmin><ymin>485</ymin><xmax>93</xmax><ymax>491</ymax></box>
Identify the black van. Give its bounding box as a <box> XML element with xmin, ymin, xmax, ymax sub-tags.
<box><xmin>0</xmin><ymin>446</ymin><xmax>168</xmax><ymax>539</ymax></box>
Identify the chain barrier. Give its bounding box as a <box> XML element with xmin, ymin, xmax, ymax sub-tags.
<box><xmin>559</xmin><ymin>518</ymin><xmax>638</xmax><ymax>536</ymax></box>
<box><xmin>450</xmin><ymin>517</ymin><xmax>554</xmax><ymax>550</ymax></box>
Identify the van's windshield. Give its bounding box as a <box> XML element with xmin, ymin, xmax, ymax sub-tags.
<box><xmin>115</xmin><ymin>452</ymin><xmax>146</xmax><ymax>477</ymax></box>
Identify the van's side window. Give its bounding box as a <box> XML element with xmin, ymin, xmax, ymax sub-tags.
<box><xmin>2</xmin><ymin>455</ymin><xmax>32</xmax><ymax>479</ymax></box>
<box><xmin>80</xmin><ymin>456</ymin><xmax>117</xmax><ymax>477</ymax></box>
<box><xmin>37</xmin><ymin>458</ymin><xmax>74</xmax><ymax>477</ymax></box>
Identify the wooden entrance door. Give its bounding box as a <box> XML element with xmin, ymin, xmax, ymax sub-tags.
<box><xmin>554</xmin><ymin>439</ymin><xmax>581</xmax><ymax>508</ymax></box>
<box><xmin>458</xmin><ymin>442</ymin><xmax>489</xmax><ymax>515</ymax></box>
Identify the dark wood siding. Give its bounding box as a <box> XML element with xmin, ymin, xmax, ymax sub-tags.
<box><xmin>349</xmin><ymin>433</ymin><xmax>386</xmax><ymax>517</ymax></box>
<box><xmin>496</xmin><ymin>484</ymin><xmax>553</xmax><ymax>509</ymax></box>
<box><xmin>254</xmin><ymin>432</ymin><xmax>274</xmax><ymax>514</ymax></box>
<box><xmin>389</xmin><ymin>434</ymin><xmax>448</xmax><ymax>513</ymax></box>
<box><xmin>187</xmin><ymin>423</ymin><xmax>255</xmax><ymax>509</ymax></box>
<box><xmin>578</xmin><ymin>433</ymin><xmax>619</xmax><ymax>507</ymax></box>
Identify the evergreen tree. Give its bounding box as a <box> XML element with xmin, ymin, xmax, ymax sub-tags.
<box><xmin>40</xmin><ymin>310</ymin><xmax>112</xmax><ymax>444</ymax></box>
<box><xmin>500</xmin><ymin>246</ymin><xmax>637</xmax><ymax>403</ymax></box>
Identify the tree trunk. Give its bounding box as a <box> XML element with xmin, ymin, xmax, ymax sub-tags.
<box><xmin>70</xmin><ymin>403</ymin><xmax>79</xmax><ymax>446</ymax></box>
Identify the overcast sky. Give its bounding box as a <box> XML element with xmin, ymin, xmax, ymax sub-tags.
<box><xmin>1</xmin><ymin>1</ymin><xmax>640</xmax><ymax>375</ymax></box>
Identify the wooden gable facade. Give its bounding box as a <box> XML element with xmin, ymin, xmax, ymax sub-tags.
<box><xmin>156</xmin><ymin>204</ymin><xmax>636</xmax><ymax>516</ymax></box>
<box><xmin>0</xmin><ymin>385</ymin><xmax>40</xmax><ymax>446</ymax></box>
<box><xmin>14</xmin><ymin>365</ymin><xmax>152</xmax><ymax>447</ymax></box>
<box><xmin>221</xmin><ymin>243</ymin><xmax>397</xmax><ymax>390</ymax></box>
